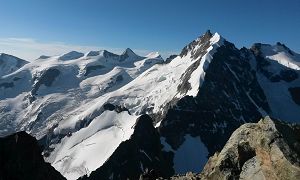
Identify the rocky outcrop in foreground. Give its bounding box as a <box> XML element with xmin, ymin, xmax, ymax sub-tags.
<box><xmin>171</xmin><ymin>116</ymin><xmax>300</xmax><ymax>180</ymax></box>
<box><xmin>0</xmin><ymin>131</ymin><xmax>65</xmax><ymax>180</ymax></box>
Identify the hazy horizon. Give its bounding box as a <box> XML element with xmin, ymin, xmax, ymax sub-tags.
<box><xmin>0</xmin><ymin>0</ymin><xmax>299</xmax><ymax>60</ymax></box>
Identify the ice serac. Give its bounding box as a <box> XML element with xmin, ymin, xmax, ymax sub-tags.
<box><xmin>171</xmin><ymin>117</ymin><xmax>300</xmax><ymax>180</ymax></box>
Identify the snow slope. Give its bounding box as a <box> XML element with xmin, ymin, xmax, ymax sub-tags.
<box><xmin>0</xmin><ymin>48</ymin><xmax>163</xmax><ymax>138</ymax></box>
<box><xmin>47</xmin><ymin>110</ymin><xmax>137</xmax><ymax>180</ymax></box>
<box><xmin>253</xmin><ymin>43</ymin><xmax>300</xmax><ymax>122</ymax></box>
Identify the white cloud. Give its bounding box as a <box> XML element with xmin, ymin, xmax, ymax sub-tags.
<box><xmin>0</xmin><ymin>37</ymin><xmax>177</xmax><ymax>61</ymax></box>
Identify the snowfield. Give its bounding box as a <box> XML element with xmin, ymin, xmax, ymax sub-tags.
<box><xmin>47</xmin><ymin>110</ymin><xmax>137</xmax><ymax>180</ymax></box>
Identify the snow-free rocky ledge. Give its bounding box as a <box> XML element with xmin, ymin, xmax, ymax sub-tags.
<box><xmin>170</xmin><ymin>116</ymin><xmax>300</xmax><ymax>180</ymax></box>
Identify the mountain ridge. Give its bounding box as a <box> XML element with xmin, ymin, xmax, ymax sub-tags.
<box><xmin>0</xmin><ymin>30</ymin><xmax>299</xmax><ymax>179</ymax></box>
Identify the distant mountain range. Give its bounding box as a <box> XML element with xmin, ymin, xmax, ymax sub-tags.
<box><xmin>0</xmin><ymin>30</ymin><xmax>299</xmax><ymax>179</ymax></box>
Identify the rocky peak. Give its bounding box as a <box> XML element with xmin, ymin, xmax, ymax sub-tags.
<box><xmin>123</xmin><ymin>48</ymin><xmax>136</xmax><ymax>56</ymax></box>
<box><xmin>123</xmin><ymin>48</ymin><xmax>137</xmax><ymax>57</ymax></box>
<box><xmin>179</xmin><ymin>30</ymin><xmax>217</xmax><ymax>58</ymax></box>
<box><xmin>119</xmin><ymin>48</ymin><xmax>138</xmax><ymax>62</ymax></box>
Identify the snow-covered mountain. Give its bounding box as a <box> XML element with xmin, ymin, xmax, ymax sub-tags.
<box><xmin>0</xmin><ymin>53</ymin><xmax>28</xmax><ymax>77</ymax></box>
<box><xmin>0</xmin><ymin>30</ymin><xmax>299</xmax><ymax>179</ymax></box>
<box><xmin>0</xmin><ymin>48</ymin><xmax>164</xmax><ymax>179</ymax></box>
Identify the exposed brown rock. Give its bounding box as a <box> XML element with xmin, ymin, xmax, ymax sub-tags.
<box><xmin>171</xmin><ymin>117</ymin><xmax>300</xmax><ymax>180</ymax></box>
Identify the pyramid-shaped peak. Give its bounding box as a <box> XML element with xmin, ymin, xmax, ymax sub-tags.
<box><xmin>122</xmin><ymin>48</ymin><xmax>137</xmax><ymax>56</ymax></box>
<box><xmin>180</xmin><ymin>31</ymin><xmax>224</xmax><ymax>57</ymax></box>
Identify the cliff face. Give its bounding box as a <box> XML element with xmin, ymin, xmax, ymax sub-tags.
<box><xmin>171</xmin><ymin>117</ymin><xmax>300</xmax><ymax>180</ymax></box>
<box><xmin>0</xmin><ymin>131</ymin><xmax>66</xmax><ymax>180</ymax></box>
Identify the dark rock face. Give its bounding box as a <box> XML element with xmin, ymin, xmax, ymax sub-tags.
<box><xmin>103</xmin><ymin>103</ymin><xmax>116</xmax><ymax>111</ymax></box>
<box><xmin>158</xmin><ymin>41</ymin><xmax>270</xmax><ymax>155</ymax></box>
<box><xmin>177</xmin><ymin>31</ymin><xmax>213</xmax><ymax>94</ymax></box>
<box><xmin>289</xmin><ymin>87</ymin><xmax>300</xmax><ymax>106</ymax></box>
<box><xmin>179</xmin><ymin>30</ymin><xmax>212</xmax><ymax>58</ymax></box>
<box><xmin>103</xmin><ymin>103</ymin><xmax>130</xmax><ymax>114</ymax></box>
<box><xmin>165</xmin><ymin>55</ymin><xmax>178</xmax><ymax>64</ymax></box>
<box><xmin>119</xmin><ymin>48</ymin><xmax>137</xmax><ymax>62</ymax></box>
<box><xmin>86</xmin><ymin>51</ymin><xmax>100</xmax><ymax>57</ymax></box>
<box><xmin>31</xmin><ymin>68</ymin><xmax>61</xmax><ymax>95</ymax></box>
<box><xmin>80</xmin><ymin>115</ymin><xmax>174</xmax><ymax>180</ymax></box>
<box><xmin>279</xmin><ymin>69</ymin><xmax>298</xmax><ymax>82</ymax></box>
<box><xmin>103</xmin><ymin>50</ymin><xmax>119</xmax><ymax>59</ymax></box>
<box><xmin>84</xmin><ymin>65</ymin><xmax>105</xmax><ymax>76</ymax></box>
<box><xmin>38</xmin><ymin>55</ymin><xmax>50</xmax><ymax>59</ymax></box>
<box><xmin>274</xmin><ymin>119</ymin><xmax>300</xmax><ymax>166</ymax></box>
<box><xmin>0</xmin><ymin>131</ymin><xmax>65</xmax><ymax>180</ymax></box>
<box><xmin>0</xmin><ymin>82</ymin><xmax>14</xmax><ymax>88</ymax></box>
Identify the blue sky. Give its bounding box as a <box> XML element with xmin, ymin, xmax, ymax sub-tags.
<box><xmin>0</xmin><ymin>0</ymin><xmax>299</xmax><ymax>60</ymax></box>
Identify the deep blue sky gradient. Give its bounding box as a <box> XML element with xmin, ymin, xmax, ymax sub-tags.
<box><xmin>0</xmin><ymin>0</ymin><xmax>299</xmax><ymax>55</ymax></box>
